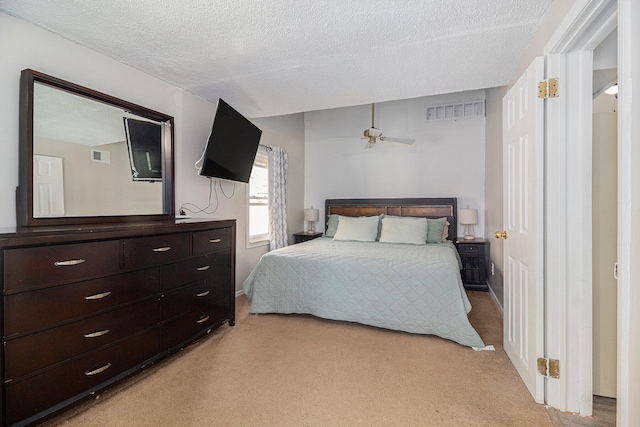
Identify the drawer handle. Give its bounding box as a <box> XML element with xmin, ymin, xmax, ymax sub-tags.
<box><xmin>196</xmin><ymin>265</ymin><xmax>211</xmax><ymax>271</ymax></box>
<box><xmin>54</xmin><ymin>259</ymin><xmax>86</xmax><ymax>266</ymax></box>
<box><xmin>84</xmin><ymin>291</ymin><xmax>112</xmax><ymax>300</ymax></box>
<box><xmin>209</xmin><ymin>238</ymin><xmax>222</xmax><ymax>243</ymax></box>
<box><xmin>85</xmin><ymin>362</ymin><xmax>112</xmax><ymax>376</ymax></box>
<box><xmin>152</xmin><ymin>246</ymin><xmax>172</xmax><ymax>252</ymax></box>
<box><xmin>196</xmin><ymin>290</ymin><xmax>210</xmax><ymax>297</ymax></box>
<box><xmin>196</xmin><ymin>315</ymin><xmax>210</xmax><ymax>324</ymax></box>
<box><xmin>84</xmin><ymin>329</ymin><xmax>110</xmax><ymax>338</ymax></box>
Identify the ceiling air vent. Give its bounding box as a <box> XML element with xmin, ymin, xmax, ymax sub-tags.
<box><xmin>425</xmin><ymin>100</ymin><xmax>485</xmax><ymax>121</ymax></box>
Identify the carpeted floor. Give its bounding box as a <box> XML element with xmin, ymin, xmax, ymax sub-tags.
<box><xmin>48</xmin><ymin>292</ymin><xmax>553</xmax><ymax>426</ymax></box>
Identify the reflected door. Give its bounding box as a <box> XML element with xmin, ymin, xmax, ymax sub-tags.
<box><xmin>33</xmin><ymin>155</ymin><xmax>65</xmax><ymax>217</ymax></box>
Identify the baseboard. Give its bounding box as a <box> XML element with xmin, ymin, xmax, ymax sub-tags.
<box><xmin>235</xmin><ymin>289</ymin><xmax>245</xmax><ymax>298</ymax></box>
<box><xmin>487</xmin><ymin>284</ymin><xmax>503</xmax><ymax>315</ymax></box>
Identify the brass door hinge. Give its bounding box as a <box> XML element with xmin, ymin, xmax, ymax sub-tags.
<box><xmin>537</xmin><ymin>357</ymin><xmax>560</xmax><ymax>378</ymax></box>
<box><xmin>538</xmin><ymin>78</ymin><xmax>559</xmax><ymax>99</ymax></box>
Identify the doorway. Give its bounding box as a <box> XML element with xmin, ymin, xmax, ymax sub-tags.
<box><xmin>592</xmin><ymin>27</ymin><xmax>617</xmax><ymax>403</ymax></box>
<box><xmin>592</xmin><ymin>91</ymin><xmax>617</xmax><ymax>398</ymax></box>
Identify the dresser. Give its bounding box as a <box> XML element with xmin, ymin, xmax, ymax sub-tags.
<box><xmin>0</xmin><ymin>219</ymin><xmax>235</xmax><ymax>426</ymax></box>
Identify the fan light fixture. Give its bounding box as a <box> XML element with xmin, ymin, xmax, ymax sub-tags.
<box><xmin>361</xmin><ymin>104</ymin><xmax>415</xmax><ymax>149</ymax></box>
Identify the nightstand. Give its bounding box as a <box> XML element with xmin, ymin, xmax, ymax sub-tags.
<box><xmin>293</xmin><ymin>232</ymin><xmax>323</xmax><ymax>244</ymax></box>
<box><xmin>455</xmin><ymin>238</ymin><xmax>490</xmax><ymax>291</ymax></box>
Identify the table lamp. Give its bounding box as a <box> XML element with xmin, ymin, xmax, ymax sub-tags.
<box><xmin>304</xmin><ymin>206</ymin><xmax>319</xmax><ymax>234</ymax></box>
<box><xmin>459</xmin><ymin>205</ymin><xmax>478</xmax><ymax>240</ymax></box>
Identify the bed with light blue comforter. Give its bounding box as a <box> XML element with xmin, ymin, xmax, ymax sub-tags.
<box><xmin>243</xmin><ymin>238</ymin><xmax>484</xmax><ymax>348</ymax></box>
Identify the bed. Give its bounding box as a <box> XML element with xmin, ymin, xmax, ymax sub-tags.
<box><xmin>242</xmin><ymin>198</ymin><xmax>485</xmax><ymax>348</ymax></box>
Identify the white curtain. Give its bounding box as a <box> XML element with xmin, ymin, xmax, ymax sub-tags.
<box><xmin>268</xmin><ymin>146</ymin><xmax>288</xmax><ymax>250</ymax></box>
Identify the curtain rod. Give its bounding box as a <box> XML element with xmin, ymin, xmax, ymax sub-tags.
<box><xmin>259</xmin><ymin>143</ymin><xmax>273</xmax><ymax>151</ymax></box>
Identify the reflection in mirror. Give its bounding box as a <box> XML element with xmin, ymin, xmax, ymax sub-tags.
<box><xmin>29</xmin><ymin>80</ymin><xmax>170</xmax><ymax>219</ymax></box>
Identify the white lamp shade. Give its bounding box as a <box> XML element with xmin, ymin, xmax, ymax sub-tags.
<box><xmin>304</xmin><ymin>208</ymin><xmax>319</xmax><ymax>222</ymax></box>
<box><xmin>458</xmin><ymin>208</ymin><xmax>478</xmax><ymax>225</ymax></box>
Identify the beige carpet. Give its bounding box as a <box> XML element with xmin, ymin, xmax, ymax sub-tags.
<box><xmin>49</xmin><ymin>292</ymin><xmax>552</xmax><ymax>427</ymax></box>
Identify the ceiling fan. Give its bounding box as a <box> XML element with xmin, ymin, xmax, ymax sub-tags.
<box><xmin>361</xmin><ymin>103</ymin><xmax>415</xmax><ymax>149</ymax></box>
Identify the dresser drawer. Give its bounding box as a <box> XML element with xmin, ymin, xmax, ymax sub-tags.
<box><xmin>161</xmin><ymin>299</ymin><xmax>231</xmax><ymax>350</ymax></box>
<box><xmin>4</xmin><ymin>267</ymin><xmax>160</xmax><ymax>337</ymax></box>
<box><xmin>193</xmin><ymin>227</ymin><xmax>232</xmax><ymax>255</ymax></box>
<box><xmin>161</xmin><ymin>280</ymin><xmax>219</xmax><ymax>321</ymax></box>
<box><xmin>161</xmin><ymin>251</ymin><xmax>230</xmax><ymax>290</ymax></box>
<box><xmin>3</xmin><ymin>240</ymin><xmax>121</xmax><ymax>291</ymax></box>
<box><xmin>457</xmin><ymin>243</ymin><xmax>483</xmax><ymax>255</ymax></box>
<box><xmin>5</xmin><ymin>329</ymin><xmax>160</xmax><ymax>425</ymax></box>
<box><xmin>124</xmin><ymin>233</ymin><xmax>190</xmax><ymax>269</ymax></box>
<box><xmin>5</xmin><ymin>299</ymin><xmax>158</xmax><ymax>380</ymax></box>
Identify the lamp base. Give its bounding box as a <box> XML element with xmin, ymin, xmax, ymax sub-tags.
<box><xmin>462</xmin><ymin>224</ymin><xmax>476</xmax><ymax>240</ymax></box>
<box><xmin>306</xmin><ymin>221</ymin><xmax>316</xmax><ymax>234</ymax></box>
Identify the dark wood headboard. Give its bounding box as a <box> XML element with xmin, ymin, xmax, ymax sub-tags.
<box><xmin>325</xmin><ymin>198</ymin><xmax>458</xmax><ymax>241</ymax></box>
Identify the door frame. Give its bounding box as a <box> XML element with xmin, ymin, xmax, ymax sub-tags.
<box><xmin>542</xmin><ymin>0</ymin><xmax>618</xmax><ymax>417</ymax></box>
<box><xmin>615</xmin><ymin>1</ymin><xmax>640</xmax><ymax>425</ymax></box>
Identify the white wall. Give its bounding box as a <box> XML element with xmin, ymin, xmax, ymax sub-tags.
<box><xmin>484</xmin><ymin>86</ymin><xmax>508</xmax><ymax>305</ymax></box>
<box><xmin>0</xmin><ymin>13</ymin><xmax>306</xmax><ymax>292</ymax></box>
<box><xmin>304</xmin><ymin>92</ymin><xmax>486</xmax><ymax>239</ymax></box>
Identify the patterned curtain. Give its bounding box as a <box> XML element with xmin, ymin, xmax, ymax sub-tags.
<box><xmin>268</xmin><ymin>146</ymin><xmax>288</xmax><ymax>250</ymax></box>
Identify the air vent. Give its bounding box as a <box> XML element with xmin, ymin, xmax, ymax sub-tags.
<box><xmin>425</xmin><ymin>100</ymin><xmax>485</xmax><ymax>121</ymax></box>
<box><xmin>91</xmin><ymin>149</ymin><xmax>111</xmax><ymax>164</ymax></box>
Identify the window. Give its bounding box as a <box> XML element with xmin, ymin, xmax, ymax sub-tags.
<box><xmin>248</xmin><ymin>148</ymin><xmax>269</xmax><ymax>246</ymax></box>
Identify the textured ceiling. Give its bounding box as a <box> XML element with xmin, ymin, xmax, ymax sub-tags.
<box><xmin>0</xmin><ymin>0</ymin><xmax>552</xmax><ymax>118</ymax></box>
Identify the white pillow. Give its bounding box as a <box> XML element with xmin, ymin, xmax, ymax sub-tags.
<box><xmin>379</xmin><ymin>216</ymin><xmax>428</xmax><ymax>245</ymax></box>
<box><xmin>333</xmin><ymin>215</ymin><xmax>380</xmax><ymax>242</ymax></box>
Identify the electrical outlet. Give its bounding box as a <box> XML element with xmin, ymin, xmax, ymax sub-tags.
<box><xmin>491</xmin><ymin>263</ymin><xmax>495</xmax><ymax>275</ymax></box>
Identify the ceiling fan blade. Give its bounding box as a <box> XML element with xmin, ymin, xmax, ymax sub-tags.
<box><xmin>379</xmin><ymin>136</ymin><xmax>415</xmax><ymax>145</ymax></box>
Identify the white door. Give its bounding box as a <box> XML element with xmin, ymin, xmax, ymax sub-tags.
<box><xmin>33</xmin><ymin>155</ymin><xmax>65</xmax><ymax>217</ymax></box>
<box><xmin>501</xmin><ymin>57</ymin><xmax>545</xmax><ymax>402</ymax></box>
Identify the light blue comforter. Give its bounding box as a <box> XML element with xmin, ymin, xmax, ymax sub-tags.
<box><xmin>243</xmin><ymin>238</ymin><xmax>484</xmax><ymax>348</ymax></box>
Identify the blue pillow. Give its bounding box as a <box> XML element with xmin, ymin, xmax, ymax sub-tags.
<box><xmin>379</xmin><ymin>216</ymin><xmax>428</xmax><ymax>245</ymax></box>
<box><xmin>325</xmin><ymin>214</ymin><xmax>339</xmax><ymax>237</ymax></box>
<box><xmin>426</xmin><ymin>217</ymin><xmax>448</xmax><ymax>243</ymax></box>
<box><xmin>333</xmin><ymin>215</ymin><xmax>380</xmax><ymax>242</ymax></box>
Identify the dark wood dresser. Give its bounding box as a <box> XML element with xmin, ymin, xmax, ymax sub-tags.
<box><xmin>0</xmin><ymin>219</ymin><xmax>236</xmax><ymax>426</ymax></box>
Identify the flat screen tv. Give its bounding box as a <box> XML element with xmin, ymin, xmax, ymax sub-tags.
<box><xmin>123</xmin><ymin>117</ymin><xmax>162</xmax><ymax>182</ymax></box>
<box><xmin>198</xmin><ymin>99</ymin><xmax>262</xmax><ymax>183</ymax></box>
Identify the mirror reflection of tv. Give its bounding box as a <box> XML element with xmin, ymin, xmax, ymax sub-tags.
<box><xmin>198</xmin><ymin>99</ymin><xmax>262</xmax><ymax>184</ymax></box>
<box><xmin>123</xmin><ymin>118</ymin><xmax>162</xmax><ymax>182</ymax></box>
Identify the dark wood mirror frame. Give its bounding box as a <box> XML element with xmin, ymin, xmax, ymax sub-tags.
<box><xmin>17</xmin><ymin>69</ymin><xmax>175</xmax><ymax>227</ymax></box>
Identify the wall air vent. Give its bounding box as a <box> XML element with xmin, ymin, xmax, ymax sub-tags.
<box><xmin>91</xmin><ymin>149</ymin><xmax>111</xmax><ymax>164</ymax></box>
<box><xmin>425</xmin><ymin>100</ymin><xmax>485</xmax><ymax>121</ymax></box>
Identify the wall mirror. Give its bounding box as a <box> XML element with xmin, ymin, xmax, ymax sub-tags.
<box><xmin>18</xmin><ymin>69</ymin><xmax>175</xmax><ymax>227</ymax></box>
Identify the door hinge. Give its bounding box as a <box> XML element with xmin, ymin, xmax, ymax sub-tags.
<box><xmin>537</xmin><ymin>357</ymin><xmax>560</xmax><ymax>378</ymax></box>
<box><xmin>538</xmin><ymin>78</ymin><xmax>559</xmax><ymax>99</ymax></box>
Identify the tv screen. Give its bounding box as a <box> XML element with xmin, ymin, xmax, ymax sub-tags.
<box><xmin>123</xmin><ymin>118</ymin><xmax>162</xmax><ymax>182</ymax></box>
<box><xmin>198</xmin><ymin>99</ymin><xmax>262</xmax><ymax>183</ymax></box>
